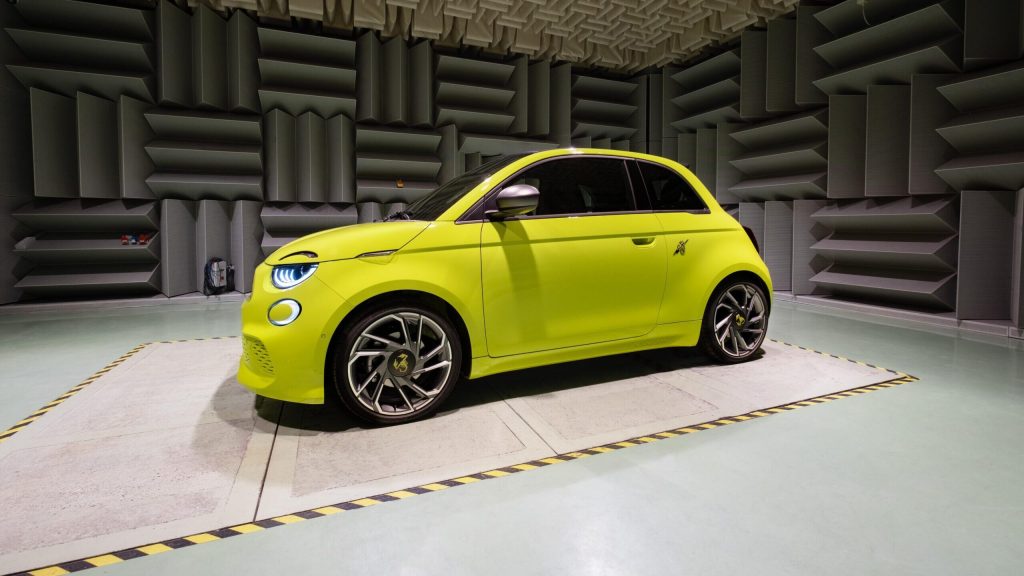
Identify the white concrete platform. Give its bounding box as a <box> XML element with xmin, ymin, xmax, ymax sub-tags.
<box><xmin>0</xmin><ymin>339</ymin><xmax>902</xmax><ymax>574</ymax></box>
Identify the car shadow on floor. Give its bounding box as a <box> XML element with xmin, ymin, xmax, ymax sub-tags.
<box><xmin>270</xmin><ymin>346</ymin><xmax>767</xmax><ymax>434</ymax></box>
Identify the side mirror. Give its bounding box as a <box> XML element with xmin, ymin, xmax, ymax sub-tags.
<box><xmin>487</xmin><ymin>184</ymin><xmax>539</xmax><ymax>220</ymax></box>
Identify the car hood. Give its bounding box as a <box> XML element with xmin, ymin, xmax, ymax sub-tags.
<box><xmin>264</xmin><ymin>221</ymin><xmax>431</xmax><ymax>265</ymax></box>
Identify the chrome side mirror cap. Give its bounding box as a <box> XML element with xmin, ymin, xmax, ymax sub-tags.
<box><xmin>487</xmin><ymin>184</ymin><xmax>539</xmax><ymax>220</ymax></box>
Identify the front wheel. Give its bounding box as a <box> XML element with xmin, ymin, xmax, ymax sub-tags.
<box><xmin>333</xmin><ymin>304</ymin><xmax>462</xmax><ymax>425</ymax></box>
<box><xmin>699</xmin><ymin>280</ymin><xmax>769</xmax><ymax>363</ymax></box>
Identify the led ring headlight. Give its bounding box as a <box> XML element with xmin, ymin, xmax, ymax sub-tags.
<box><xmin>271</xmin><ymin>263</ymin><xmax>318</xmax><ymax>289</ymax></box>
<box><xmin>268</xmin><ymin>299</ymin><xmax>301</xmax><ymax>326</ymax></box>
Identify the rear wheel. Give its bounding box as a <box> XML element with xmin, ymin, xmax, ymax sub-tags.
<box><xmin>699</xmin><ymin>280</ymin><xmax>769</xmax><ymax>363</ymax></box>
<box><xmin>333</xmin><ymin>304</ymin><xmax>462</xmax><ymax>425</ymax></box>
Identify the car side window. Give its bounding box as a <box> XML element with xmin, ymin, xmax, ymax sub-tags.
<box><xmin>505</xmin><ymin>157</ymin><xmax>635</xmax><ymax>216</ymax></box>
<box><xmin>637</xmin><ymin>162</ymin><xmax>707</xmax><ymax>212</ymax></box>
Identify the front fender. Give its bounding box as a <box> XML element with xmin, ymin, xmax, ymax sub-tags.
<box><xmin>311</xmin><ymin>225</ymin><xmax>487</xmax><ymax>371</ymax></box>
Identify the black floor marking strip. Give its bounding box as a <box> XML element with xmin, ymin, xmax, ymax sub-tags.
<box><xmin>2</xmin><ymin>337</ymin><xmax>917</xmax><ymax>576</ymax></box>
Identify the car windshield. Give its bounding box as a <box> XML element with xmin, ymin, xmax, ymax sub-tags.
<box><xmin>395</xmin><ymin>154</ymin><xmax>530</xmax><ymax>221</ymax></box>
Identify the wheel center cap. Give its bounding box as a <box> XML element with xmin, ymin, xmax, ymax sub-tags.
<box><xmin>388</xmin><ymin>349</ymin><xmax>415</xmax><ymax>377</ymax></box>
<box><xmin>735</xmin><ymin>314</ymin><xmax>746</xmax><ymax>327</ymax></box>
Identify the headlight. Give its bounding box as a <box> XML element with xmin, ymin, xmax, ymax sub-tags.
<box><xmin>271</xmin><ymin>263</ymin><xmax>318</xmax><ymax>289</ymax></box>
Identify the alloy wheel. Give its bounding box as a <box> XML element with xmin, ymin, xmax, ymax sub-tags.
<box><xmin>346</xmin><ymin>312</ymin><xmax>454</xmax><ymax>416</ymax></box>
<box><xmin>711</xmin><ymin>283</ymin><xmax>767</xmax><ymax>359</ymax></box>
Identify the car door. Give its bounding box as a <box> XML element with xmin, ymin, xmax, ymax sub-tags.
<box><xmin>479</xmin><ymin>156</ymin><xmax>667</xmax><ymax>358</ymax></box>
<box><xmin>633</xmin><ymin>159</ymin><xmax>731</xmax><ymax>323</ymax></box>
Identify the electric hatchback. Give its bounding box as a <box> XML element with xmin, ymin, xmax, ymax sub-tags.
<box><xmin>239</xmin><ymin>149</ymin><xmax>772</xmax><ymax>425</ymax></box>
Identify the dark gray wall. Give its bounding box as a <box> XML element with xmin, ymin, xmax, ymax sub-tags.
<box><xmin>659</xmin><ymin>0</ymin><xmax>1024</xmax><ymax>329</ymax></box>
<box><xmin>0</xmin><ymin>1</ymin><xmax>32</xmax><ymax>304</ymax></box>
<box><xmin>1</xmin><ymin>0</ymin><xmax>646</xmax><ymax>302</ymax></box>
<box><xmin>2</xmin><ymin>0</ymin><xmax>1024</xmax><ymax>332</ymax></box>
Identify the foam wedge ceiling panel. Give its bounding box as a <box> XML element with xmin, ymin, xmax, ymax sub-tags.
<box><xmin>187</xmin><ymin>0</ymin><xmax>802</xmax><ymax>72</ymax></box>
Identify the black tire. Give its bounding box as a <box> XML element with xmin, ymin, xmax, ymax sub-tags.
<box><xmin>333</xmin><ymin>303</ymin><xmax>462</xmax><ymax>426</ymax></box>
<box><xmin>699</xmin><ymin>279</ymin><xmax>769</xmax><ymax>364</ymax></box>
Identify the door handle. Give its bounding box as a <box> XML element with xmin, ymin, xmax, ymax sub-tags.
<box><xmin>631</xmin><ymin>237</ymin><xmax>655</xmax><ymax>246</ymax></box>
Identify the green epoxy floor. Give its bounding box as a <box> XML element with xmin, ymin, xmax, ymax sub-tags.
<box><xmin>2</xmin><ymin>300</ymin><xmax>1022</xmax><ymax>575</ymax></box>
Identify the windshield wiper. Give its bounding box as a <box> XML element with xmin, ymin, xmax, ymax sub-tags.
<box><xmin>383</xmin><ymin>210</ymin><xmax>414</xmax><ymax>222</ymax></box>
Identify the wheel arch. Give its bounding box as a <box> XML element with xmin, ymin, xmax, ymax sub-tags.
<box><xmin>712</xmin><ymin>270</ymin><xmax>772</xmax><ymax>314</ymax></box>
<box><xmin>324</xmin><ymin>289</ymin><xmax>474</xmax><ymax>395</ymax></box>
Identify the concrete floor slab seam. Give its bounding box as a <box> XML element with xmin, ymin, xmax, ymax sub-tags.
<box><xmin>2</xmin><ymin>339</ymin><xmax>918</xmax><ymax>576</ymax></box>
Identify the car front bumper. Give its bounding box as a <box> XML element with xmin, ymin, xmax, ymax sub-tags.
<box><xmin>237</xmin><ymin>264</ymin><xmax>347</xmax><ymax>404</ymax></box>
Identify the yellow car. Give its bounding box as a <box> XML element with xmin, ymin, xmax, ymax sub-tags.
<box><xmin>239</xmin><ymin>149</ymin><xmax>772</xmax><ymax>425</ymax></box>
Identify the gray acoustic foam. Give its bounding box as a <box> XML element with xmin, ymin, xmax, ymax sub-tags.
<box><xmin>356</xmin><ymin>126</ymin><xmax>441</xmax><ymax>204</ymax></box>
<box><xmin>935</xmin><ymin>61</ymin><xmax>1024</xmax><ymax>191</ymax></box>
<box><xmin>32</xmin><ymin>89</ymin><xmax>147</xmax><ymax>202</ymax></box>
<box><xmin>812</xmin><ymin>0</ymin><xmax>963</xmax><ymax>95</ymax></box>
<box><xmin>156</xmin><ymin>0</ymin><xmax>191</xmax><ymax>106</ymax></box>
<box><xmin>695</xmin><ymin>129</ymin><xmax>716</xmax><ymax>195</ymax></box>
<box><xmin>296</xmin><ymin>112</ymin><xmax>327</xmax><ymax>203</ymax></box>
<box><xmin>382</xmin><ymin>36</ymin><xmax>409</xmax><ymax>125</ymax></box>
<box><xmin>791</xmin><ymin>199</ymin><xmax>829</xmax><ymax>295</ymax></box>
<box><xmin>76</xmin><ymin>92</ymin><xmax>119</xmax><ymax>200</ymax></box>
<box><xmin>766</xmin><ymin>17</ymin><xmax>799</xmax><ymax>114</ymax></box>
<box><xmin>192</xmin><ymin>4</ymin><xmax>227</xmax><ymax>110</ymax></box>
<box><xmin>12</xmin><ymin>199</ymin><xmax>159</xmax><ymax>231</ymax></box>
<box><xmin>230</xmin><ymin>200</ymin><xmax>262</xmax><ymax>292</ymax></box>
<box><xmin>550</xmin><ymin>63</ymin><xmax>572</xmax><ymax>146</ymax></box>
<box><xmin>794</xmin><ymin>5</ymin><xmax>828</xmax><ymax>107</ymax></box>
<box><xmin>160</xmin><ymin>198</ymin><xmax>196</xmax><ymax>296</ymax></box>
<box><xmin>227</xmin><ymin>11</ymin><xmax>259</xmax><ymax>113</ymax></box>
<box><xmin>728</xmin><ymin>109</ymin><xmax>828</xmax><ymax>202</ymax></box>
<box><xmin>4</xmin><ymin>0</ymin><xmax>1024</xmax><ymax>320</ymax></box>
<box><xmin>764</xmin><ymin>201</ymin><xmax>793</xmax><ymax>291</ymax></box>
<box><xmin>356</xmin><ymin>32</ymin><xmax>434</xmax><ymax>127</ymax></box>
<box><xmin>1015</xmin><ymin>190</ymin><xmax>1024</xmax><ymax>328</ymax></box>
<box><xmin>118</xmin><ymin>95</ymin><xmax>155</xmax><ymax>200</ymax></box>
<box><xmin>257</xmin><ymin>27</ymin><xmax>357</xmax><ymax>117</ymax></box>
<box><xmin>956</xmin><ymin>190</ymin><xmax>1016</xmax><ymax>319</ymax></box>
<box><xmin>144</xmin><ymin>109</ymin><xmax>263</xmax><ymax>201</ymax></box>
<box><xmin>435</xmin><ymin>54</ymin><xmax>516</xmax><ymax>134</ymax></box>
<box><xmin>260</xmin><ymin>204</ymin><xmax>358</xmax><ymax>257</ymax></box>
<box><xmin>275</xmin><ymin>111</ymin><xmax>357</xmax><ymax>205</ymax></box>
<box><xmin>677</xmin><ymin>132</ymin><xmax>696</xmax><ymax>170</ymax></box>
<box><xmin>0</xmin><ymin>0</ymin><xmax>33</xmax><ymax>305</ymax></box>
<box><xmin>740</xmin><ymin>29</ymin><xmax>769</xmax><ymax>119</ymax></box>
<box><xmin>196</xmin><ymin>199</ymin><xmax>230</xmax><ymax>292</ymax></box>
<box><xmin>527</xmin><ymin>60</ymin><xmax>551</xmax><ymax>138</ymax></box>
<box><xmin>508</xmin><ymin>55</ymin><xmax>528</xmax><ymax>136</ymax></box>
<box><xmin>193</xmin><ymin>197</ymin><xmax>261</xmax><ymax>293</ymax></box>
<box><xmin>13</xmin><ymin>199</ymin><xmax>161</xmax><ymax>298</ymax></box>
<box><xmin>810</xmin><ymin>197</ymin><xmax>959</xmax><ymax>311</ymax></box>
<box><xmin>159</xmin><ymin>2</ymin><xmax>257</xmax><ymax>112</ymax></box>
<box><xmin>647</xmin><ymin>71</ymin><xmax>663</xmax><ymax>156</ymax></box>
<box><xmin>6</xmin><ymin>0</ymin><xmax>155</xmax><ymax>103</ymax></box>
<box><xmin>827</xmin><ymin>94</ymin><xmax>866</xmax><ymax>199</ymax></box>
<box><xmin>908</xmin><ymin>74</ymin><xmax>956</xmax><ymax>196</ymax></box>
<box><xmin>29</xmin><ymin>88</ymin><xmax>77</xmax><ymax>199</ymax></box>
<box><xmin>666</xmin><ymin>49</ymin><xmax>741</xmax><ymax>132</ymax></box>
<box><xmin>714</xmin><ymin>123</ymin><xmax>743</xmax><ymax>204</ymax></box>
<box><xmin>739</xmin><ymin>202</ymin><xmax>766</xmax><ymax>258</ymax></box>
<box><xmin>355</xmin><ymin>31</ymin><xmax>381</xmax><ymax>122</ymax></box>
<box><xmin>864</xmin><ymin>85</ymin><xmax>911</xmax><ymax>197</ymax></box>
<box><xmin>264</xmin><ymin>109</ymin><xmax>296</xmax><ymax>202</ymax></box>
<box><xmin>963</xmin><ymin>0</ymin><xmax>1023</xmax><ymax>71</ymax></box>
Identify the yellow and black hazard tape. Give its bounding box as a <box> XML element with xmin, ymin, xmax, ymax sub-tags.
<box><xmin>0</xmin><ymin>337</ymin><xmax>238</xmax><ymax>446</ymax></box>
<box><xmin>0</xmin><ymin>344</ymin><xmax>146</xmax><ymax>445</ymax></box>
<box><xmin>6</xmin><ymin>338</ymin><xmax>917</xmax><ymax>576</ymax></box>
